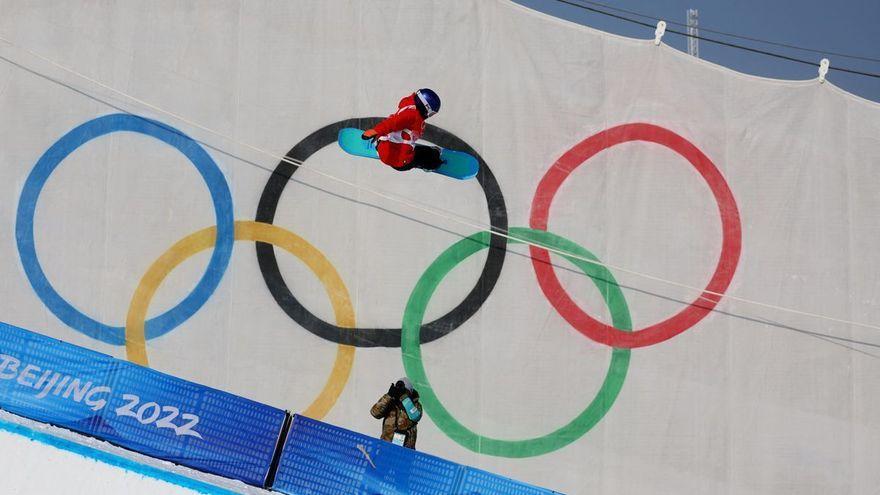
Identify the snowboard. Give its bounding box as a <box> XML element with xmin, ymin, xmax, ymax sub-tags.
<box><xmin>337</xmin><ymin>128</ymin><xmax>479</xmax><ymax>180</ymax></box>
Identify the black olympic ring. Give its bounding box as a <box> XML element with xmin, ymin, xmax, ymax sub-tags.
<box><xmin>255</xmin><ymin>117</ymin><xmax>509</xmax><ymax>347</ymax></box>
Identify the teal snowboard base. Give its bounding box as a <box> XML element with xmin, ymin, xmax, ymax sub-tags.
<box><xmin>337</xmin><ymin>128</ymin><xmax>479</xmax><ymax>180</ymax></box>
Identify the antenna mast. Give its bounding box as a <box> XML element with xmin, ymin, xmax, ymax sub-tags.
<box><xmin>687</xmin><ymin>9</ymin><xmax>700</xmax><ymax>58</ymax></box>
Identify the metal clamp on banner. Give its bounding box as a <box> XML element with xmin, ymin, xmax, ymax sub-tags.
<box><xmin>654</xmin><ymin>21</ymin><xmax>667</xmax><ymax>46</ymax></box>
<box><xmin>818</xmin><ymin>58</ymin><xmax>830</xmax><ymax>83</ymax></box>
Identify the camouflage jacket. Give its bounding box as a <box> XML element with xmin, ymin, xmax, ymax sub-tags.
<box><xmin>370</xmin><ymin>393</ymin><xmax>423</xmax><ymax>449</ymax></box>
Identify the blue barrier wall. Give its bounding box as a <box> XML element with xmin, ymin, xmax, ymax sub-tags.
<box><xmin>272</xmin><ymin>415</ymin><xmax>561</xmax><ymax>495</ymax></box>
<box><xmin>0</xmin><ymin>322</ymin><xmax>558</xmax><ymax>493</ymax></box>
<box><xmin>0</xmin><ymin>322</ymin><xmax>286</xmax><ymax>487</ymax></box>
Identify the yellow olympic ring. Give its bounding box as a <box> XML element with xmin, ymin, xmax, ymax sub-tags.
<box><xmin>125</xmin><ymin>220</ymin><xmax>355</xmax><ymax>419</ymax></box>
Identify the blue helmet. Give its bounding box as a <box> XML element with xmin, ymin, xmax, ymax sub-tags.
<box><xmin>415</xmin><ymin>88</ymin><xmax>440</xmax><ymax>117</ymax></box>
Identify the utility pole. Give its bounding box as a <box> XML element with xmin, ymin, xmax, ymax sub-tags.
<box><xmin>687</xmin><ymin>9</ymin><xmax>699</xmax><ymax>58</ymax></box>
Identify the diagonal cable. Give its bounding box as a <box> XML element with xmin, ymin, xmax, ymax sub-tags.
<box><xmin>553</xmin><ymin>0</ymin><xmax>880</xmax><ymax>64</ymax></box>
<box><xmin>551</xmin><ymin>0</ymin><xmax>880</xmax><ymax>78</ymax></box>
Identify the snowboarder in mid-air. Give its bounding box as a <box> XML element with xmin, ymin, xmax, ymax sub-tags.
<box><xmin>370</xmin><ymin>378</ymin><xmax>422</xmax><ymax>449</ymax></box>
<box><xmin>338</xmin><ymin>88</ymin><xmax>477</xmax><ymax>179</ymax></box>
<box><xmin>361</xmin><ymin>88</ymin><xmax>444</xmax><ymax>172</ymax></box>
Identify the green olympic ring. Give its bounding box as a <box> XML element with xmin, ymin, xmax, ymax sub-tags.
<box><xmin>401</xmin><ymin>227</ymin><xmax>632</xmax><ymax>458</ymax></box>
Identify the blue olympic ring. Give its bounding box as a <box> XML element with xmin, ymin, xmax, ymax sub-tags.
<box><xmin>15</xmin><ymin>113</ymin><xmax>234</xmax><ymax>345</ymax></box>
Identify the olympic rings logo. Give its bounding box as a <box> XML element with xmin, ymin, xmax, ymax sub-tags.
<box><xmin>14</xmin><ymin>113</ymin><xmax>741</xmax><ymax>458</ymax></box>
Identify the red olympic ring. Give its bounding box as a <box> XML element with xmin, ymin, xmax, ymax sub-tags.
<box><xmin>529</xmin><ymin>123</ymin><xmax>742</xmax><ymax>348</ymax></box>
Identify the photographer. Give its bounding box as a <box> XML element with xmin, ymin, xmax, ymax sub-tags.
<box><xmin>370</xmin><ymin>377</ymin><xmax>422</xmax><ymax>449</ymax></box>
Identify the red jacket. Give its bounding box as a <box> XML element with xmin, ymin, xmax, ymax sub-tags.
<box><xmin>371</xmin><ymin>95</ymin><xmax>425</xmax><ymax>169</ymax></box>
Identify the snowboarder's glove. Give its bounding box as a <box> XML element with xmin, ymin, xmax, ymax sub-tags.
<box><xmin>362</xmin><ymin>129</ymin><xmax>379</xmax><ymax>144</ymax></box>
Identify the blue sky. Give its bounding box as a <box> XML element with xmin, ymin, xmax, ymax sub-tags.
<box><xmin>514</xmin><ymin>0</ymin><xmax>880</xmax><ymax>103</ymax></box>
